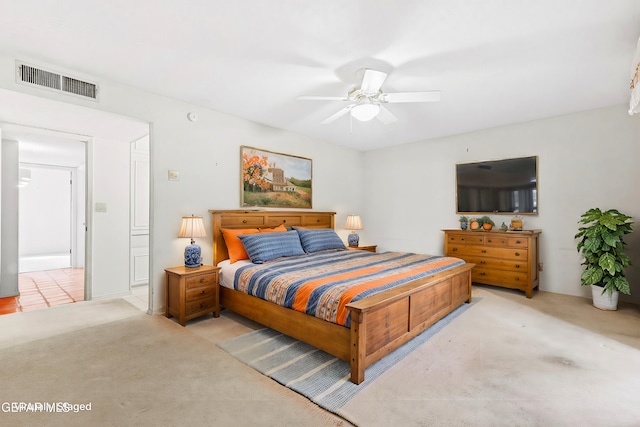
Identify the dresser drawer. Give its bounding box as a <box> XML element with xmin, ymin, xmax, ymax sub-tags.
<box><xmin>472</xmin><ymin>268</ymin><xmax>528</xmax><ymax>287</ymax></box>
<box><xmin>185</xmin><ymin>298</ymin><xmax>217</xmax><ymax>316</ymax></box>
<box><xmin>186</xmin><ymin>273</ymin><xmax>217</xmax><ymax>289</ymax></box>
<box><xmin>265</xmin><ymin>215</ymin><xmax>302</xmax><ymax>227</ymax></box>
<box><xmin>485</xmin><ymin>236</ymin><xmax>509</xmax><ymax>246</ymax></box>
<box><xmin>462</xmin><ymin>255</ymin><xmax>529</xmax><ymax>273</ymax></box>
<box><xmin>446</xmin><ymin>233</ymin><xmax>485</xmax><ymax>245</ymax></box>
<box><xmin>507</xmin><ymin>237</ymin><xmax>529</xmax><ymax>248</ymax></box>
<box><xmin>186</xmin><ymin>285</ymin><xmax>216</xmax><ymax>302</ymax></box>
<box><xmin>448</xmin><ymin>245</ymin><xmax>527</xmax><ymax>261</ymax></box>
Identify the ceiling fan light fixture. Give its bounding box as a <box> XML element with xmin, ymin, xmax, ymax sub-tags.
<box><xmin>351</xmin><ymin>103</ymin><xmax>380</xmax><ymax>121</ymax></box>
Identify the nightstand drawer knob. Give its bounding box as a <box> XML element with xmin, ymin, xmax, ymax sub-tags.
<box><xmin>242</xmin><ymin>220</ymin><xmax>247</xmax><ymax>224</ymax></box>
<box><xmin>200</xmin><ymin>278</ymin><xmax>205</xmax><ymax>283</ymax></box>
<box><xmin>200</xmin><ymin>290</ymin><xmax>205</xmax><ymax>294</ymax></box>
<box><xmin>452</xmin><ymin>248</ymin><xmax>457</xmax><ymax>252</ymax></box>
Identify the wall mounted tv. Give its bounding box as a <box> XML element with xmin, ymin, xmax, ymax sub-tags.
<box><xmin>456</xmin><ymin>156</ymin><xmax>538</xmax><ymax>214</ymax></box>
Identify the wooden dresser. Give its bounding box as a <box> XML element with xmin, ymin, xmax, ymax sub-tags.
<box><xmin>443</xmin><ymin>229</ymin><xmax>541</xmax><ymax>298</ymax></box>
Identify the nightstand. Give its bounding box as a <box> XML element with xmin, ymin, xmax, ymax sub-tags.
<box><xmin>165</xmin><ymin>265</ymin><xmax>220</xmax><ymax>326</ymax></box>
<box><xmin>347</xmin><ymin>245</ymin><xmax>377</xmax><ymax>253</ymax></box>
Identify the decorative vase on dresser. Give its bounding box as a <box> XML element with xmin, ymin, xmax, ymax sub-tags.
<box><xmin>443</xmin><ymin>229</ymin><xmax>541</xmax><ymax>298</ymax></box>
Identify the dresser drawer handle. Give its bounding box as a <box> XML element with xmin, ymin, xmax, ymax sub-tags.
<box><xmin>487</xmin><ymin>239</ymin><xmax>492</xmax><ymax>243</ymax></box>
<box><xmin>199</xmin><ymin>303</ymin><xmax>205</xmax><ymax>308</ymax></box>
<box><xmin>481</xmin><ymin>249</ymin><xmax>487</xmax><ymax>253</ymax></box>
<box><xmin>515</xmin><ymin>252</ymin><xmax>521</xmax><ymax>257</ymax></box>
<box><xmin>479</xmin><ymin>272</ymin><xmax>486</xmax><ymax>276</ymax></box>
<box><xmin>199</xmin><ymin>290</ymin><xmax>205</xmax><ymax>295</ymax></box>
<box><xmin>242</xmin><ymin>219</ymin><xmax>247</xmax><ymax>223</ymax></box>
<box><xmin>515</xmin><ymin>264</ymin><xmax>520</xmax><ymax>268</ymax></box>
<box><xmin>514</xmin><ymin>277</ymin><xmax>520</xmax><ymax>281</ymax></box>
<box><xmin>199</xmin><ymin>277</ymin><xmax>205</xmax><ymax>283</ymax></box>
<box><xmin>516</xmin><ymin>240</ymin><xmax>521</xmax><ymax>244</ymax></box>
<box><xmin>283</xmin><ymin>219</ymin><xmax>287</xmax><ymax>223</ymax></box>
<box><xmin>480</xmin><ymin>260</ymin><xmax>486</xmax><ymax>264</ymax></box>
<box><xmin>452</xmin><ymin>248</ymin><xmax>457</xmax><ymax>252</ymax></box>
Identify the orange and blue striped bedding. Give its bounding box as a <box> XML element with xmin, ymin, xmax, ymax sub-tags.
<box><xmin>234</xmin><ymin>250</ymin><xmax>465</xmax><ymax>327</ymax></box>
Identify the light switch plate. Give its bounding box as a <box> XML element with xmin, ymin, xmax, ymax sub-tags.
<box><xmin>168</xmin><ymin>170</ymin><xmax>180</xmax><ymax>181</ymax></box>
<box><xmin>95</xmin><ymin>202</ymin><xmax>107</xmax><ymax>213</ymax></box>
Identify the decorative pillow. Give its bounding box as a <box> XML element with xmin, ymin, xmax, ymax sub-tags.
<box><xmin>238</xmin><ymin>231</ymin><xmax>306</xmax><ymax>264</ymax></box>
<box><xmin>293</xmin><ymin>227</ymin><xmax>346</xmax><ymax>253</ymax></box>
<box><xmin>258</xmin><ymin>224</ymin><xmax>287</xmax><ymax>233</ymax></box>
<box><xmin>221</xmin><ymin>228</ymin><xmax>260</xmax><ymax>263</ymax></box>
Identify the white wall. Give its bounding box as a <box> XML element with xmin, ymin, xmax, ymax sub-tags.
<box><xmin>0</xmin><ymin>51</ymin><xmax>364</xmax><ymax>312</ymax></box>
<box><xmin>364</xmin><ymin>105</ymin><xmax>640</xmax><ymax>304</ymax></box>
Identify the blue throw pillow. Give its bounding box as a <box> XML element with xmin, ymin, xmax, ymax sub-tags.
<box><xmin>293</xmin><ymin>227</ymin><xmax>346</xmax><ymax>253</ymax></box>
<box><xmin>237</xmin><ymin>231</ymin><xmax>305</xmax><ymax>263</ymax></box>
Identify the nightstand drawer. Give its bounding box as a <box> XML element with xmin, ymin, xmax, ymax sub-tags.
<box><xmin>186</xmin><ymin>285</ymin><xmax>216</xmax><ymax>302</ymax></box>
<box><xmin>185</xmin><ymin>298</ymin><xmax>217</xmax><ymax>316</ymax></box>
<box><xmin>186</xmin><ymin>273</ymin><xmax>217</xmax><ymax>289</ymax></box>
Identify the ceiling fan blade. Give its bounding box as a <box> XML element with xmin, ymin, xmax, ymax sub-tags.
<box><xmin>297</xmin><ymin>95</ymin><xmax>348</xmax><ymax>101</ymax></box>
<box><xmin>361</xmin><ymin>69</ymin><xmax>387</xmax><ymax>95</ymax></box>
<box><xmin>382</xmin><ymin>91</ymin><xmax>441</xmax><ymax>103</ymax></box>
<box><xmin>376</xmin><ymin>105</ymin><xmax>398</xmax><ymax>124</ymax></box>
<box><xmin>321</xmin><ymin>105</ymin><xmax>353</xmax><ymax>124</ymax></box>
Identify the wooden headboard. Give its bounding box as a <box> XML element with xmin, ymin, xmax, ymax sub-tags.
<box><xmin>209</xmin><ymin>210</ymin><xmax>336</xmax><ymax>266</ymax></box>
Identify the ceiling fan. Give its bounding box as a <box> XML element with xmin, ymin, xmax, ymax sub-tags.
<box><xmin>297</xmin><ymin>69</ymin><xmax>441</xmax><ymax>124</ymax></box>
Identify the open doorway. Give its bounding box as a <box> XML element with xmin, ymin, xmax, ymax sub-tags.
<box><xmin>18</xmin><ymin>139</ymin><xmax>86</xmax><ymax>310</ymax></box>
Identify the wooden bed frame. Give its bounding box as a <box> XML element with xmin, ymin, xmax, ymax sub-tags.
<box><xmin>210</xmin><ymin>210</ymin><xmax>474</xmax><ymax>384</ymax></box>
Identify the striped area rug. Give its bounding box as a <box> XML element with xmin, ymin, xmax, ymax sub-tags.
<box><xmin>217</xmin><ymin>302</ymin><xmax>473</xmax><ymax>415</ymax></box>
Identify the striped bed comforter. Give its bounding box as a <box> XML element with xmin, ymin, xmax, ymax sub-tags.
<box><xmin>233</xmin><ymin>250</ymin><xmax>465</xmax><ymax>327</ymax></box>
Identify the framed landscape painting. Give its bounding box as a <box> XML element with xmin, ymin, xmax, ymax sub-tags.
<box><xmin>241</xmin><ymin>146</ymin><xmax>312</xmax><ymax>208</ymax></box>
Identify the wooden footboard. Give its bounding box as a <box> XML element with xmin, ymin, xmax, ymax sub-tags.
<box><xmin>346</xmin><ymin>263</ymin><xmax>473</xmax><ymax>383</ymax></box>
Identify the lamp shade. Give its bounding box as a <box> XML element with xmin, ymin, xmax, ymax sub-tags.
<box><xmin>178</xmin><ymin>215</ymin><xmax>206</xmax><ymax>268</ymax></box>
<box><xmin>345</xmin><ymin>215</ymin><xmax>363</xmax><ymax>247</ymax></box>
<box><xmin>178</xmin><ymin>216</ymin><xmax>207</xmax><ymax>239</ymax></box>
<box><xmin>345</xmin><ymin>215</ymin><xmax>363</xmax><ymax>231</ymax></box>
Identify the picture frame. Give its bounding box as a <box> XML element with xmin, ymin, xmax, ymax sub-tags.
<box><xmin>241</xmin><ymin>146</ymin><xmax>312</xmax><ymax>208</ymax></box>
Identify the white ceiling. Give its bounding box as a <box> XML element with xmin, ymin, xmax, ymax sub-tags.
<box><xmin>0</xmin><ymin>1</ymin><xmax>639</xmax><ymax>151</ymax></box>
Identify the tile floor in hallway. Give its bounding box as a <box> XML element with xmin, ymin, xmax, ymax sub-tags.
<box><xmin>0</xmin><ymin>268</ymin><xmax>84</xmax><ymax>315</ymax></box>
<box><xmin>0</xmin><ymin>269</ymin><xmax>150</xmax><ymax>315</ymax></box>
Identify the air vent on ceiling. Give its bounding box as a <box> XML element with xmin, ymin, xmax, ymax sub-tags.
<box><xmin>16</xmin><ymin>62</ymin><xmax>98</xmax><ymax>100</ymax></box>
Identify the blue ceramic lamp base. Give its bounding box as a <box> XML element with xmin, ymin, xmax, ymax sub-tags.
<box><xmin>184</xmin><ymin>240</ymin><xmax>202</xmax><ymax>268</ymax></box>
<box><xmin>348</xmin><ymin>232</ymin><xmax>360</xmax><ymax>247</ymax></box>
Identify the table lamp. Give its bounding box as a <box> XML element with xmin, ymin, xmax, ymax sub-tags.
<box><xmin>178</xmin><ymin>215</ymin><xmax>207</xmax><ymax>267</ymax></box>
<box><xmin>345</xmin><ymin>214</ymin><xmax>363</xmax><ymax>247</ymax></box>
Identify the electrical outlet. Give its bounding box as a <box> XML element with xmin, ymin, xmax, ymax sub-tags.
<box><xmin>168</xmin><ymin>170</ymin><xmax>180</xmax><ymax>181</ymax></box>
<box><xmin>538</xmin><ymin>262</ymin><xmax>544</xmax><ymax>271</ymax></box>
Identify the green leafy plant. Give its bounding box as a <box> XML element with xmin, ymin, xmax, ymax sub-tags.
<box><xmin>575</xmin><ymin>208</ymin><xmax>633</xmax><ymax>295</ymax></box>
<box><xmin>479</xmin><ymin>216</ymin><xmax>495</xmax><ymax>226</ymax></box>
<box><xmin>459</xmin><ymin>215</ymin><xmax>468</xmax><ymax>223</ymax></box>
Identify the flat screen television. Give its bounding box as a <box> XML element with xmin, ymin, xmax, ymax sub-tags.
<box><xmin>456</xmin><ymin>156</ymin><xmax>538</xmax><ymax>214</ymax></box>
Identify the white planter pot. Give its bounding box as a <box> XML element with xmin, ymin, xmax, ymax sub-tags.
<box><xmin>591</xmin><ymin>285</ymin><xmax>619</xmax><ymax>310</ymax></box>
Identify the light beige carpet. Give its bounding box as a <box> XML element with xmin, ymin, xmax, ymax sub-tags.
<box><xmin>2</xmin><ymin>290</ymin><xmax>639</xmax><ymax>427</ymax></box>
<box><xmin>338</xmin><ymin>288</ymin><xmax>640</xmax><ymax>426</ymax></box>
<box><xmin>0</xmin><ymin>300</ymin><xmax>347</xmax><ymax>427</ymax></box>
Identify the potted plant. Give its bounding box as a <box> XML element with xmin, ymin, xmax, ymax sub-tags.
<box><xmin>479</xmin><ymin>216</ymin><xmax>495</xmax><ymax>231</ymax></box>
<box><xmin>459</xmin><ymin>215</ymin><xmax>468</xmax><ymax>230</ymax></box>
<box><xmin>468</xmin><ymin>218</ymin><xmax>481</xmax><ymax>230</ymax></box>
<box><xmin>575</xmin><ymin>208</ymin><xmax>633</xmax><ymax>310</ymax></box>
